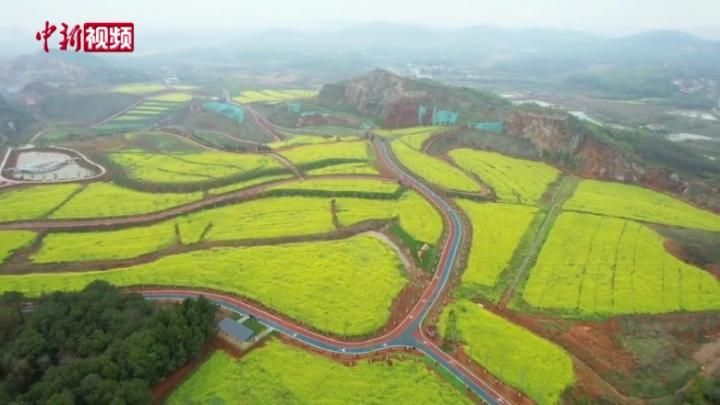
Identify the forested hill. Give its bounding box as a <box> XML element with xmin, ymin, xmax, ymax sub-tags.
<box><xmin>0</xmin><ymin>282</ymin><xmax>217</xmax><ymax>404</ymax></box>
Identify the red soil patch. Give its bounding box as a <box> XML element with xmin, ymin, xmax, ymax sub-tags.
<box><xmin>152</xmin><ymin>340</ymin><xmax>216</xmax><ymax>404</ymax></box>
<box><xmin>492</xmin><ymin>308</ymin><xmax>635</xmax><ymax>402</ymax></box>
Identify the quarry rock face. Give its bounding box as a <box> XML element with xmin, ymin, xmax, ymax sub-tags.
<box><xmin>504</xmin><ymin>110</ymin><xmax>720</xmax><ymax>212</ymax></box>
<box><xmin>505</xmin><ymin>112</ymin><xmax>578</xmax><ymax>154</ymax></box>
<box><xmin>319</xmin><ymin>71</ymin><xmax>719</xmax><ymax>212</ymax></box>
<box><xmin>318</xmin><ymin>69</ymin><xmax>498</xmax><ymax>128</ymax></box>
<box><xmin>319</xmin><ymin>69</ymin><xmax>411</xmax><ymax>117</ymax></box>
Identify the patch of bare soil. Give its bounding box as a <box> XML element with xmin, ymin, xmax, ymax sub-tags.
<box><xmin>494</xmin><ymin>308</ymin><xmax>636</xmax><ymax>402</ymax></box>
<box><xmin>151</xmin><ymin>340</ymin><xmax>215</xmax><ymax>404</ymax></box>
<box><xmin>694</xmin><ymin>336</ymin><xmax>720</xmax><ymax>376</ymax></box>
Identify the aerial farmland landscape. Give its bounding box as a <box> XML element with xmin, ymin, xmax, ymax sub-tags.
<box><xmin>1</xmin><ymin>1</ymin><xmax>720</xmax><ymax>404</ymax></box>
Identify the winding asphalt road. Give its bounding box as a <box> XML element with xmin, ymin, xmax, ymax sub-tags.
<box><xmin>142</xmin><ymin>138</ymin><xmax>511</xmax><ymax>404</ymax></box>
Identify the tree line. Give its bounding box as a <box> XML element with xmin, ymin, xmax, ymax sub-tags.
<box><xmin>0</xmin><ymin>281</ymin><xmax>217</xmax><ymax>404</ymax></box>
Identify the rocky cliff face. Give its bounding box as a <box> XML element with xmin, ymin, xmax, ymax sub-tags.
<box><xmin>318</xmin><ymin>69</ymin><xmax>506</xmax><ymax>128</ymax></box>
<box><xmin>319</xmin><ymin>71</ymin><xmax>720</xmax><ymax>212</ymax></box>
<box><xmin>505</xmin><ymin>111</ymin><xmax>720</xmax><ymax>211</ymax></box>
<box><xmin>319</xmin><ymin>69</ymin><xmax>414</xmax><ymax>117</ymax></box>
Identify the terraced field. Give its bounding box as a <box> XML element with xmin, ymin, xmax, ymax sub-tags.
<box><xmin>110</xmin><ymin>151</ymin><xmax>283</xmax><ymax>184</ymax></box>
<box><xmin>208</xmin><ymin>174</ymin><xmax>293</xmax><ymax>195</ymax></box>
<box><xmin>0</xmin><ymin>235</ymin><xmax>406</xmax><ymax>336</ymax></box>
<box><xmin>439</xmin><ymin>301</ymin><xmax>574</xmax><ymax>405</ymax></box>
<box><xmin>305</xmin><ymin>162</ymin><xmax>378</xmax><ymax>176</ymax></box>
<box><xmin>269</xmin><ymin>134</ymin><xmax>360</xmax><ymax>149</ymax></box>
<box><xmin>169</xmin><ymin>341</ymin><xmax>471</xmax><ymax>404</ymax></box>
<box><xmin>524</xmin><ymin>212</ymin><xmax>720</xmax><ymax>315</ymax></box>
<box><xmin>450</xmin><ymin>149</ymin><xmax>560</xmax><ymax>204</ymax></box>
<box><xmin>99</xmin><ymin>93</ymin><xmax>192</xmax><ymax>131</ymax></box>
<box><xmin>31</xmin><ymin>222</ymin><xmax>177</xmax><ymax>263</ymax></box>
<box><xmin>0</xmin><ymin>231</ymin><xmax>36</xmax><ymax>263</ymax></box>
<box><xmin>233</xmin><ymin>89</ymin><xmax>317</xmax><ymax>104</ymax></box>
<box><xmin>279</xmin><ymin>141</ymin><xmax>370</xmax><ymax>167</ymax></box>
<box><xmin>335</xmin><ymin>192</ymin><xmax>443</xmax><ymax>244</ymax></box>
<box><xmin>391</xmin><ymin>140</ymin><xmax>481</xmax><ymax>193</ymax></box>
<box><xmin>375</xmin><ymin>126</ymin><xmax>443</xmax><ymax>140</ymax></box>
<box><xmin>456</xmin><ymin>200</ymin><xmax>537</xmax><ymax>288</ymax></box>
<box><xmin>269</xmin><ymin>177</ymin><xmax>399</xmax><ymax>195</ymax></box>
<box><xmin>113</xmin><ymin>83</ymin><xmax>197</xmax><ymax>94</ymax></box>
<box><xmin>50</xmin><ymin>183</ymin><xmax>202</xmax><ymax>219</ymax></box>
<box><xmin>565</xmin><ymin>180</ymin><xmax>720</xmax><ymax>231</ymax></box>
<box><xmin>176</xmin><ymin>197</ymin><xmax>335</xmax><ymax>244</ymax></box>
<box><xmin>0</xmin><ymin>184</ymin><xmax>82</xmax><ymax>222</ymax></box>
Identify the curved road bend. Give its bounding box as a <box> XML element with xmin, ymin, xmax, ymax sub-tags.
<box><xmin>142</xmin><ymin>139</ymin><xmax>510</xmax><ymax>404</ymax></box>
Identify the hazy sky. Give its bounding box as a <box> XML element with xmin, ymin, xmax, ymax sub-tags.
<box><xmin>3</xmin><ymin>0</ymin><xmax>720</xmax><ymax>38</ymax></box>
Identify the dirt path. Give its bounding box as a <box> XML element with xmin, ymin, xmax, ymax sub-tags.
<box><xmin>498</xmin><ymin>176</ymin><xmax>578</xmax><ymax>308</ymax></box>
<box><xmin>0</xmin><ymin>174</ymin><xmax>393</xmax><ymax>232</ymax></box>
<box><xmin>366</xmin><ymin>230</ymin><xmax>417</xmax><ymax>276</ymax></box>
<box><xmin>270</xmin><ymin>152</ymin><xmax>303</xmax><ymax>179</ymax></box>
<box><xmin>2</xmin><ymin>222</ymin><xmax>389</xmax><ymax>274</ymax></box>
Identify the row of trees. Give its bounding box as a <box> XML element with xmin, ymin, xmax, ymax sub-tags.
<box><xmin>0</xmin><ymin>281</ymin><xmax>216</xmax><ymax>404</ymax></box>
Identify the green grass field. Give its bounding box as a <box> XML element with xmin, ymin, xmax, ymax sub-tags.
<box><xmin>391</xmin><ymin>141</ymin><xmax>481</xmax><ymax>193</ymax></box>
<box><xmin>456</xmin><ymin>200</ymin><xmax>537</xmax><ymax>288</ymax></box>
<box><xmin>279</xmin><ymin>141</ymin><xmax>370</xmax><ymax>166</ymax></box>
<box><xmin>177</xmin><ymin>197</ymin><xmax>335</xmax><ymax>244</ymax></box>
<box><xmin>0</xmin><ymin>184</ymin><xmax>82</xmax><ymax>223</ymax></box>
<box><xmin>564</xmin><ymin>180</ymin><xmax>720</xmax><ymax>231</ymax></box>
<box><xmin>524</xmin><ymin>212</ymin><xmax>720</xmax><ymax>315</ymax></box>
<box><xmin>50</xmin><ymin>183</ymin><xmax>202</xmax><ymax>219</ymax></box>
<box><xmin>31</xmin><ymin>222</ymin><xmax>176</xmax><ymax>263</ymax></box>
<box><xmin>232</xmin><ymin>89</ymin><xmax>317</xmax><ymax>104</ymax></box>
<box><xmin>0</xmin><ymin>231</ymin><xmax>36</xmax><ymax>263</ymax></box>
<box><xmin>269</xmin><ymin>177</ymin><xmax>399</xmax><ymax>195</ymax></box>
<box><xmin>0</xmin><ymin>235</ymin><xmax>405</xmax><ymax>336</ymax></box>
<box><xmin>449</xmin><ymin>149</ymin><xmax>560</xmax><ymax>204</ymax></box>
<box><xmin>110</xmin><ymin>151</ymin><xmax>283</xmax><ymax>184</ymax></box>
<box><xmin>336</xmin><ymin>192</ymin><xmax>443</xmax><ymax>244</ymax></box>
<box><xmin>168</xmin><ymin>340</ymin><xmax>471</xmax><ymax>404</ymax></box>
<box><xmin>439</xmin><ymin>301</ymin><xmax>574</xmax><ymax>404</ymax></box>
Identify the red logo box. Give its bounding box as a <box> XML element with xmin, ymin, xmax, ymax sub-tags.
<box><xmin>83</xmin><ymin>22</ymin><xmax>134</xmax><ymax>52</ymax></box>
